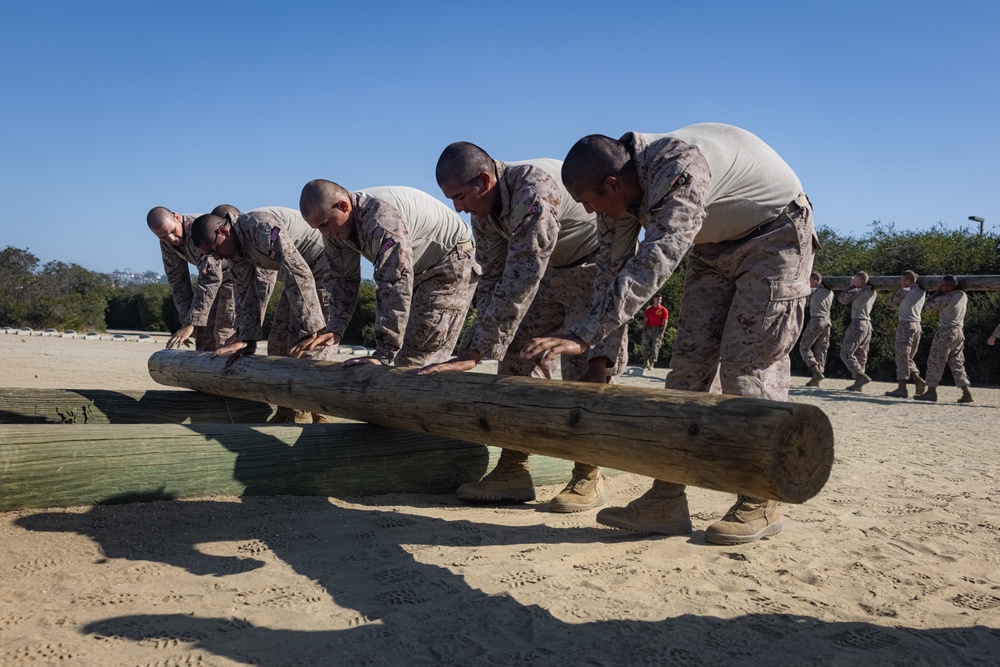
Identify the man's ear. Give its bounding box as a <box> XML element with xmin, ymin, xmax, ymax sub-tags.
<box><xmin>604</xmin><ymin>175</ymin><xmax>622</xmax><ymax>193</ymax></box>
<box><xmin>476</xmin><ymin>171</ymin><xmax>493</xmax><ymax>192</ymax></box>
<box><xmin>336</xmin><ymin>198</ymin><xmax>350</xmax><ymax>213</ymax></box>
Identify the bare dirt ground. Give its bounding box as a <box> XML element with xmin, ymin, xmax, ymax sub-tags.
<box><xmin>1</xmin><ymin>332</ymin><xmax>998</xmax><ymax>666</ymax></box>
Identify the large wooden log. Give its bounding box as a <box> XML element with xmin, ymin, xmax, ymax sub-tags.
<box><xmin>149</xmin><ymin>350</ymin><xmax>834</xmax><ymax>503</ymax></box>
<box><xmin>0</xmin><ymin>424</ymin><xmax>488</xmax><ymax>511</ymax></box>
<box><xmin>822</xmin><ymin>275</ymin><xmax>1000</xmax><ymax>291</ymax></box>
<box><xmin>0</xmin><ymin>389</ymin><xmax>275</xmax><ymax>424</ymax></box>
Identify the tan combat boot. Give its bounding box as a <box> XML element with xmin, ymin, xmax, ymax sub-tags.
<box><xmin>909</xmin><ymin>372</ymin><xmax>927</xmax><ymax>396</ymax></box>
<box><xmin>805</xmin><ymin>365</ymin><xmax>824</xmax><ymax>387</ymax></box>
<box><xmin>596</xmin><ymin>480</ymin><xmax>692</xmax><ymax>535</ymax></box>
<box><xmin>455</xmin><ymin>449</ymin><xmax>535</xmax><ymax>503</ymax></box>
<box><xmin>913</xmin><ymin>386</ymin><xmax>938</xmax><ymax>402</ymax></box>
<box><xmin>267</xmin><ymin>406</ymin><xmax>296</xmax><ymax>424</ymax></box>
<box><xmin>884</xmin><ymin>381</ymin><xmax>908</xmax><ymax>398</ymax></box>
<box><xmin>958</xmin><ymin>386</ymin><xmax>974</xmax><ymax>403</ymax></box>
<box><xmin>291</xmin><ymin>410</ymin><xmax>313</xmax><ymax>424</ymax></box>
<box><xmin>845</xmin><ymin>372</ymin><xmax>871</xmax><ymax>392</ymax></box>
<box><xmin>548</xmin><ymin>463</ymin><xmax>607</xmax><ymax>513</ymax></box>
<box><xmin>705</xmin><ymin>496</ymin><xmax>783</xmax><ymax>545</ymax></box>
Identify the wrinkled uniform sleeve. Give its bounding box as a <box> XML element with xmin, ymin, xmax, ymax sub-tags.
<box><xmin>231</xmin><ymin>258</ymin><xmax>269</xmax><ymax>342</ymax></box>
<box><xmin>187</xmin><ymin>255</ymin><xmax>225</xmax><ymax>327</ymax></box>
<box><xmin>587</xmin><ymin>213</ymin><xmax>639</xmax><ymax>362</ymax></box>
<box><xmin>838</xmin><ymin>287</ymin><xmax>861</xmax><ymax>305</ymax></box>
<box><xmin>323</xmin><ymin>242</ymin><xmax>362</xmax><ymax>339</ymax></box>
<box><xmin>161</xmin><ymin>242</ymin><xmax>195</xmax><ymax>324</ymax></box>
<box><xmin>573</xmin><ymin>142</ymin><xmax>711</xmax><ymax>351</ymax></box>
<box><xmin>465</xmin><ymin>174</ymin><xmax>561</xmax><ymax>360</ymax></box>
<box><xmin>923</xmin><ymin>291</ymin><xmax>950</xmax><ymax>314</ymax></box>
<box><xmin>368</xmin><ymin>203</ymin><xmax>415</xmax><ymax>365</ymax></box>
<box><xmin>470</xmin><ymin>216</ymin><xmax>507</xmax><ymax>322</ymax></box>
<box><xmin>271</xmin><ymin>231</ymin><xmax>326</xmax><ymax>342</ymax></box>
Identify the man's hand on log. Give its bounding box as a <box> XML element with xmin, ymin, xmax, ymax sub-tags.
<box><xmin>213</xmin><ymin>340</ymin><xmax>257</xmax><ymax>367</ymax></box>
<box><xmin>520</xmin><ymin>334</ymin><xmax>589</xmax><ymax>363</ymax></box>
<box><xmin>343</xmin><ymin>356</ymin><xmax>382</xmax><ymax>368</ymax></box>
<box><xmin>290</xmin><ymin>331</ymin><xmax>339</xmax><ymax>358</ymax></box>
<box><xmin>166</xmin><ymin>324</ymin><xmax>196</xmax><ymax>350</ymax></box>
<box><xmin>418</xmin><ymin>350</ymin><xmax>481</xmax><ymax>375</ymax></box>
<box><xmin>989</xmin><ymin>336</ymin><xmax>997</xmax><ymax>346</ymax></box>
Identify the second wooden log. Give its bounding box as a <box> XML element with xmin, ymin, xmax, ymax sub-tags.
<box><xmin>148</xmin><ymin>351</ymin><xmax>835</xmax><ymax>503</ymax></box>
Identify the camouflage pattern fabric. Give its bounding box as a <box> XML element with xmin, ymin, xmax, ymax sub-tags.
<box><xmin>893</xmin><ymin>321</ymin><xmax>922</xmax><ymax>381</ymax></box>
<box><xmin>923</xmin><ymin>326</ymin><xmax>970</xmax><ymax>388</ymax></box>
<box><xmin>839</xmin><ymin>319</ymin><xmax>873</xmax><ymax>376</ymax></box>
<box><xmin>798</xmin><ymin>316</ymin><xmax>831</xmax><ymax>372</ymax></box>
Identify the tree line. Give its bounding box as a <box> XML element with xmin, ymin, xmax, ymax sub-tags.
<box><xmin>4</xmin><ymin>222</ymin><xmax>1000</xmax><ymax>383</ymax></box>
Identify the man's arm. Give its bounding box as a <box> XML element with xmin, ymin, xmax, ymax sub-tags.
<box><xmin>322</xmin><ymin>242</ymin><xmax>362</xmax><ymax>341</ymax></box>
<box><xmin>368</xmin><ymin>219</ymin><xmax>416</xmax><ymax>365</ymax></box>
<box><xmin>463</xmin><ymin>174</ymin><xmax>561</xmax><ymax>362</ymax></box>
<box><xmin>838</xmin><ymin>287</ymin><xmax>861</xmax><ymax>305</ymax></box>
<box><xmin>923</xmin><ymin>290</ymin><xmax>950</xmax><ymax>314</ymax></box>
<box><xmin>186</xmin><ymin>254</ymin><xmax>226</xmax><ymax>327</ymax></box>
<box><xmin>160</xmin><ymin>242</ymin><xmax>195</xmax><ymax>324</ymax></box>
<box><xmin>889</xmin><ymin>287</ymin><xmax>908</xmax><ymax>309</ymax></box>
<box><xmin>270</xmin><ymin>231</ymin><xmax>326</xmax><ymax>344</ymax></box>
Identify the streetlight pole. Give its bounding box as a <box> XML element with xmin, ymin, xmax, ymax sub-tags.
<box><xmin>969</xmin><ymin>216</ymin><xmax>985</xmax><ymax>236</ymax></box>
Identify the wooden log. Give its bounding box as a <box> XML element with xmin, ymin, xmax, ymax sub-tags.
<box><xmin>822</xmin><ymin>275</ymin><xmax>1000</xmax><ymax>291</ymax></box>
<box><xmin>0</xmin><ymin>389</ymin><xmax>275</xmax><ymax>424</ymax></box>
<box><xmin>148</xmin><ymin>350</ymin><xmax>834</xmax><ymax>503</ymax></box>
<box><xmin>0</xmin><ymin>424</ymin><xmax>489</xmax><ymax>511</ymax></box>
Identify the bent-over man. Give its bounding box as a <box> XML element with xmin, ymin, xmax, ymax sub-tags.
<box><xmin>421</xmin><ymin>142</ymin><xmax>627</xmax><ymax>513</ymax></box>
<box><xmin>146</xmin><ymin>206</ymin><xmax>236</xmax><ymax>351</ymax></box>
<box><xmin>298</xmin><ymin>180</ymin><xmax>479</xmax><ymax>367</ymax></box>
<box><xmin>522</xmin><ymin>123</ymin><xmax>815</xmax><ymax>545</ymax></box>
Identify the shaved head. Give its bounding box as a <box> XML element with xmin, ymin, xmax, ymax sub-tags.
<box><xmin>191</xmin><ymin>214</ymin><xmax>225</xmax><ymax>249</ymax></box>
<box><xmin>562</xmin><ymin>134</ymin><xmax>631</xmax><ymax>195</ymax></box>
<box><xmin>436</xmin><ymin>142</ymin><xmax>493</xmax><ymax>186</ymax></box>
<box><xmin>211</xmin><ymin>204</ymin><xmax>241</xmax><ymax>225</ymax></box>
<box><xmin>146</xmin><ymin>206</ymin><xmax>175</xmax><ymax>230</ymax></box>
<box><xmin>855</xmin><ymin>271</ymin><xmax>869</xmax><ymax>283</ymax></box>
<box><xmin>810</xmin><ymin>271</ymin><xmax>823</xmax><ymax>282</ymax></box>
<box><xmin>942</xmin><ymin>274</ymin><xmax>958</xmax><ymax>287</ymax></box>
<box><xmin>300</xmin><ymin>179</ymin><xmax>351</xmax><ymax>221</ymax></box>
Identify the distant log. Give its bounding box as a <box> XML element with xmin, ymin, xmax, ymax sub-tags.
<box><xmin>0</xmin><ymin>424</ymin><xmax>488</xmax><ymax>511</ymax></box>
<box><xmin>0</xmin><ymin>389</ymin><xmax>275</xmax><ymax>424</ymax></box>
<box><xmin>149</xmin><ymin>350</ymin><xmax>835</xmax><ymax>503</ymax></box>
<box><xmin>822</xmin><ymin>275</ymin><xmax>1000</xmax><ymax>291</ymax></box>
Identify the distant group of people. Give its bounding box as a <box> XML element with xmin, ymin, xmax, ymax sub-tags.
<box><xmin>147</xmin><ymin>122</ymin><xmax>819</xmax><ymax>546</ymax></box>
<box><xmin>800</xmin><ymin>270</ymin><xmax>987</xmax><ymax>403</ymax></box>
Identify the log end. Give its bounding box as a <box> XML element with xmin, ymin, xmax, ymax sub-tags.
<box><xmin>770</xmin><ymin>403</ymin><xmax>835</xmax><ymax>504</ymax></box>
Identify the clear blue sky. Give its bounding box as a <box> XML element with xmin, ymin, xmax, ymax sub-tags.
<box><xmin>1</xmin><ymin>1</ymin><xmax>997</xmax><ymax>276</ymax></box>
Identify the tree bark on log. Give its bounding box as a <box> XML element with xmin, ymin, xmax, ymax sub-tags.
<box><xmin>148</xmin><ymin>350</ymin><xmax>834</xmax><ymax>503</ymax></box>
<box><xmin>0</xmin><ymin>424</ymin><xmax>488</xmax><ymax>511</ymax></box>
<box><xmin>0</xmin><ymin>389</ymin><xmax>275</xmax><ymax>424</ymax></box>
<box><xmin>822</xmin><ymin>275</ymin><xmax>1000</xmax><ymax>291</ymax></box>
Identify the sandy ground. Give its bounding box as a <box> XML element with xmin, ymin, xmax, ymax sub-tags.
<box><xmin>1</xmin><ymin>332</ymin><xmax>999</xmax><ymax>666</ymax></box>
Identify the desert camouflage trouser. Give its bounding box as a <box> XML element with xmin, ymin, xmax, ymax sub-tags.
<box><xmin>500</xmin><ymin>261</ymin><xmax>627</xmax><ymax>382</ymax></box>
<box><xmin>641</xmin><ymin>326</ymin><xmax>664</xmax><ymax>367</ymax></box>
<box><xmin>664</xmin><ymin>197</ymin><xmax>815</xmax><ymax>402</ymax></box>
<box><xmin>396</xmin><ymin>247</ymin><xmax>479</xmax><ymax>367</ymax></box>
<box><xmin>194</xmin><ymin>278</ymin><xmax>236</xmax><ymax>352</ymax></box>
<box><xmin>924</xmin><ymin>327</ymin><xmax>970</xmax><ymax>388</ymax></box>
<box><xmin>798</xmin><ymin>316</ymin><xmax>831</xmax><ymax>372</ymax></box>
<box><xmin>894</xmin><ymin>321</ymin><xmax>922</xmax><ymax>381</ymax></box>
<box><xmin>267</xmin><ymin>267</ymin><xmax>337</xmax><ymax>362</ymax></box>
<box><xmin>840</xmin><ymin>319</ymin><xmax>872</xmax><ymax>376</ymax></box>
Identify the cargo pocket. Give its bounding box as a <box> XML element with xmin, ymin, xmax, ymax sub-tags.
<box><xmin>752</xmin><ymin>279</ymin><xmax>811</xmax><ymax>365</ymax></box>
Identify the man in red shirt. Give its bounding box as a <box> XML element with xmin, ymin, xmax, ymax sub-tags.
<box><xmin>641</xmin><ymin>295</ymin><xmax>669</xmax><ymax>370</ymax></box>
